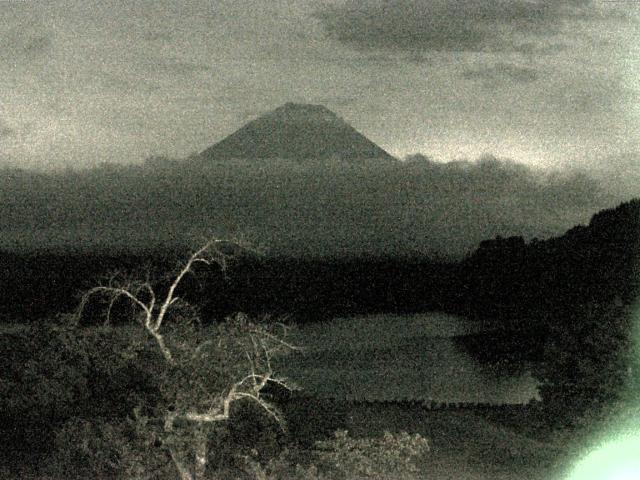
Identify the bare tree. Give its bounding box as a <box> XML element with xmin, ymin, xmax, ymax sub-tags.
<box><xmin>77</xmin><ymin>239</ymin><xmax>298</xmax><ymax>480</ymax></box>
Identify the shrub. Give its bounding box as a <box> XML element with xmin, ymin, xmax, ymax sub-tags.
<box><xmin>534</xmin><ymin>301</ymin><xmax>635</xmax><ymax>429</ymax></box>
<box><xmin>249</xmin><ymin>430</ymin><xmax>429</xmax><ymax>480</ymax></box>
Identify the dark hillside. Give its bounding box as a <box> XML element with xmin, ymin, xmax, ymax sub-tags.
<box><xmin>455</xmin><ymin>198</ymin><xmax>640</xmax><ymax>327</ymax></box>
<box><xmin>0</xmin><ymin>250</ymin><xmax>455</xmax><ymax>323</ymax></box>
<box><xmin>453</xmin><ymin>198</ymin><xmax>640</xmax><ymax>427</ymax></box>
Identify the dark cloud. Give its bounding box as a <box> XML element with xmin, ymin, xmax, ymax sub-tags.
<box><xmin>549</xmin><ymin>74</ymin><xmax>638</xmax><ymax>115</ymax></box>
<box><xmin>0</xmin><ymin>26</ymin><xmax>52</xmax><ymax>62</ymax></box>
<box><xmin>314</xmin><ymin>0</ymin><xmax>598</xmax><ymax>54</ymax></box>
<box><xmin>0</xmin><ymin>119</ymin><xmax>15</xmax><ymax>139</ymax></box>
<box><xmin>0</xmin><ymin>155</ymin><xmax>620</xmax><ymax>257</ymax></box>
<box><xmin>22</xmin><ymin>34</ymin><xmax>50</xmax><ymax>55</ymax></box>
<box><xmin>462</xmin><ymin>63</ymin><xmax>540</xmax><ymax>84</ymax></box>
<box><xmin>578</xmin><ymin>152</ymin><xmax>640</xmax><ymax>199</ymax></box>
<box><xmin>143</xmin><ymin>30</ymin><xmax>174</xmax><ymax>42</ymax></box>
<box><xmin>512</xmin><ymin>42</ymin><xmax>567</xmax><ymax>55</ymax></box>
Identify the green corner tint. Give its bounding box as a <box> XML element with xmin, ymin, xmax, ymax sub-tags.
<box><xmin>566</xmin><ymin>300</ymin><xmax>640</xmax><ymax>480</ymax></box>
<box><xmin>567</xmin><ymin>434</ymin><xmax>640</xmax><ymax>480</ymax></box>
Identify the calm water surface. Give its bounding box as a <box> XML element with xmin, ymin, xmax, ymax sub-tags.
<box><xmin>278</xmin><ymin>313</ymin><xmax>540</xmax><ymax>404</ymax></box>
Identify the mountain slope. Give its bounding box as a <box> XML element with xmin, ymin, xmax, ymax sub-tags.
<box><xmin>197</xmin><ymin>102</ymin><xmax>396</xmax><ymax>162</ymax></box>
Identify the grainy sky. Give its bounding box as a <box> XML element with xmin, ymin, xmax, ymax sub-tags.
<box><xmin>1</xmin><ymin>0</ymin><xmax>639</xmax><ymax>170</ymax></box>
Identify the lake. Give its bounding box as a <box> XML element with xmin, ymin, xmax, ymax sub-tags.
<box><xmin>277</xmin><ymin>313</ymin><xmax>540</xmax><ymax>404</ymax></box>
<box><xmin>0</xmin><ymin>313</ymin><xmax>541</xmax><ymax>405</ymax></box>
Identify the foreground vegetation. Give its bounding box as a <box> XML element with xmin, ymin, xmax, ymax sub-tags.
<box><xmin>1</xmin><ymin>242</ymin><xmax>433</xmax><ymax>479</ymax></box>
<box><xmin>0</xmin><ymin>315</ymin><xmax>560</xmax><ymax>479</ymax></box>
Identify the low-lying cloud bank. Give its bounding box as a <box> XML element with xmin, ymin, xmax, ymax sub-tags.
<box><xmin>0</xmin><ymin>154</ymin><xmax>636</xmax><ymax>257</ymax></box>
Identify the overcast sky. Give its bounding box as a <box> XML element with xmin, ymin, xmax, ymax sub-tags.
<box><xmin>1</xmin><ymin>0</ymin><xmax>639</xmax><ymax>170</ymax></box>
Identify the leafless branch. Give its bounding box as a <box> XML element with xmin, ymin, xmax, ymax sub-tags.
<box><xmin>77</xmin><ymin>238</ymin><xmax>296</xmax><ymax>479</ymax></box>
<box><xmin>256</xmin><ymin>328</ymin><xmax>301</xmax><ymax>353</ymax></box>
<box><xmin>233</xmin><ymin>392</ymin><xmax>283</xmax><ymax>424</ymax></box>
<box><xmin>155</xmin><ymin>239</ymin><xmax>228</xmax><ymax>332</ymax></box>
<box><xmin>79</xmin><ymin>286</ymin><xmax>151</xmax><ymax>322</ymax></box>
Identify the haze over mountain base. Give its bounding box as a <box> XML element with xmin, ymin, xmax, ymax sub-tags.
<box><xmin>0</xmin><ymin>156</ymin><xmax>628</xmax><ymax>257</ymax></box>
<box><xmin>2</xmin><ymin>104</ymin><xmax>637</xmax><ymax>257</ymax></box>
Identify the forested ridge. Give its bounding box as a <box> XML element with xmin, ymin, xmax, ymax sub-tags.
<box><xmin>2</xmin><ymin>199</ymin><xmax>637</xmax><ymax>328</ymax></box>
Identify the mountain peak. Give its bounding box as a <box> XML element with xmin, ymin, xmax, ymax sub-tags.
<box><xmin>197</xmin><ymin>103</ymin><xmax>396</xmax><ymax>162</ymax></box>
<box><xmin>265</xmin><ymin>102</ymin><xmax>340</xmax><ymax>123</ymax></box>
<box><xmin>279</xmin><ymin>102</ymin><xmax>332</xmax><ymax>112</ymax></box>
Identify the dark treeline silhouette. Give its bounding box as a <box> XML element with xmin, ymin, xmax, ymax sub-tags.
<box><xmin>0</xmin><ymin>248</ymin><xmax>181</xmax><ymax>321</ymax></box>
<box><xmin>454</xmin><ymin>198</ymin><xmax>640</xmax><ymax>427</ymax></box>
<box><xmin>1</xmin><ymin>198</ymin><xmax>638</xmax><ymax>330</ymax></box>
<box><xmin>453</xmin><ymin>198</ymin><xmax>639</xmax><ymax>367</ymax></box>
<box><xmin>455</xmin><ymin>198</ymin><xmax>640</xmax><ymax>325</ymax></box>
<box><xmin>196</xmin><ymin>255</ymin><xmax>458</xmax><ymax>321</ymax></box>
<box><xmin>0</xmin><ymin>249</ymin><xmax>457</xmax><ymax>323</ymax></box>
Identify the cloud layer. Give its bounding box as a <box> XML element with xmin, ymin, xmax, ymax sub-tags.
<box><xmin>0</xmin><ymin>155</ymin><xmax>629</xmax><ymax>257</ymax></box>
<box><xmin>462</xmin><ymin>63</ymin><xmax>539</xmax><ymax>84</ymax></box>
<box><xmin>315</xmin><ymin>0</ymin><xmax>596</xmax><ymax>54</ymax></box>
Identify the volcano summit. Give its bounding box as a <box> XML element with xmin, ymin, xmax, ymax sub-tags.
<box><xmin>197</xmin><ymin>103</ymin><xmax>396</xmax><ymax>162</ymax></box>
